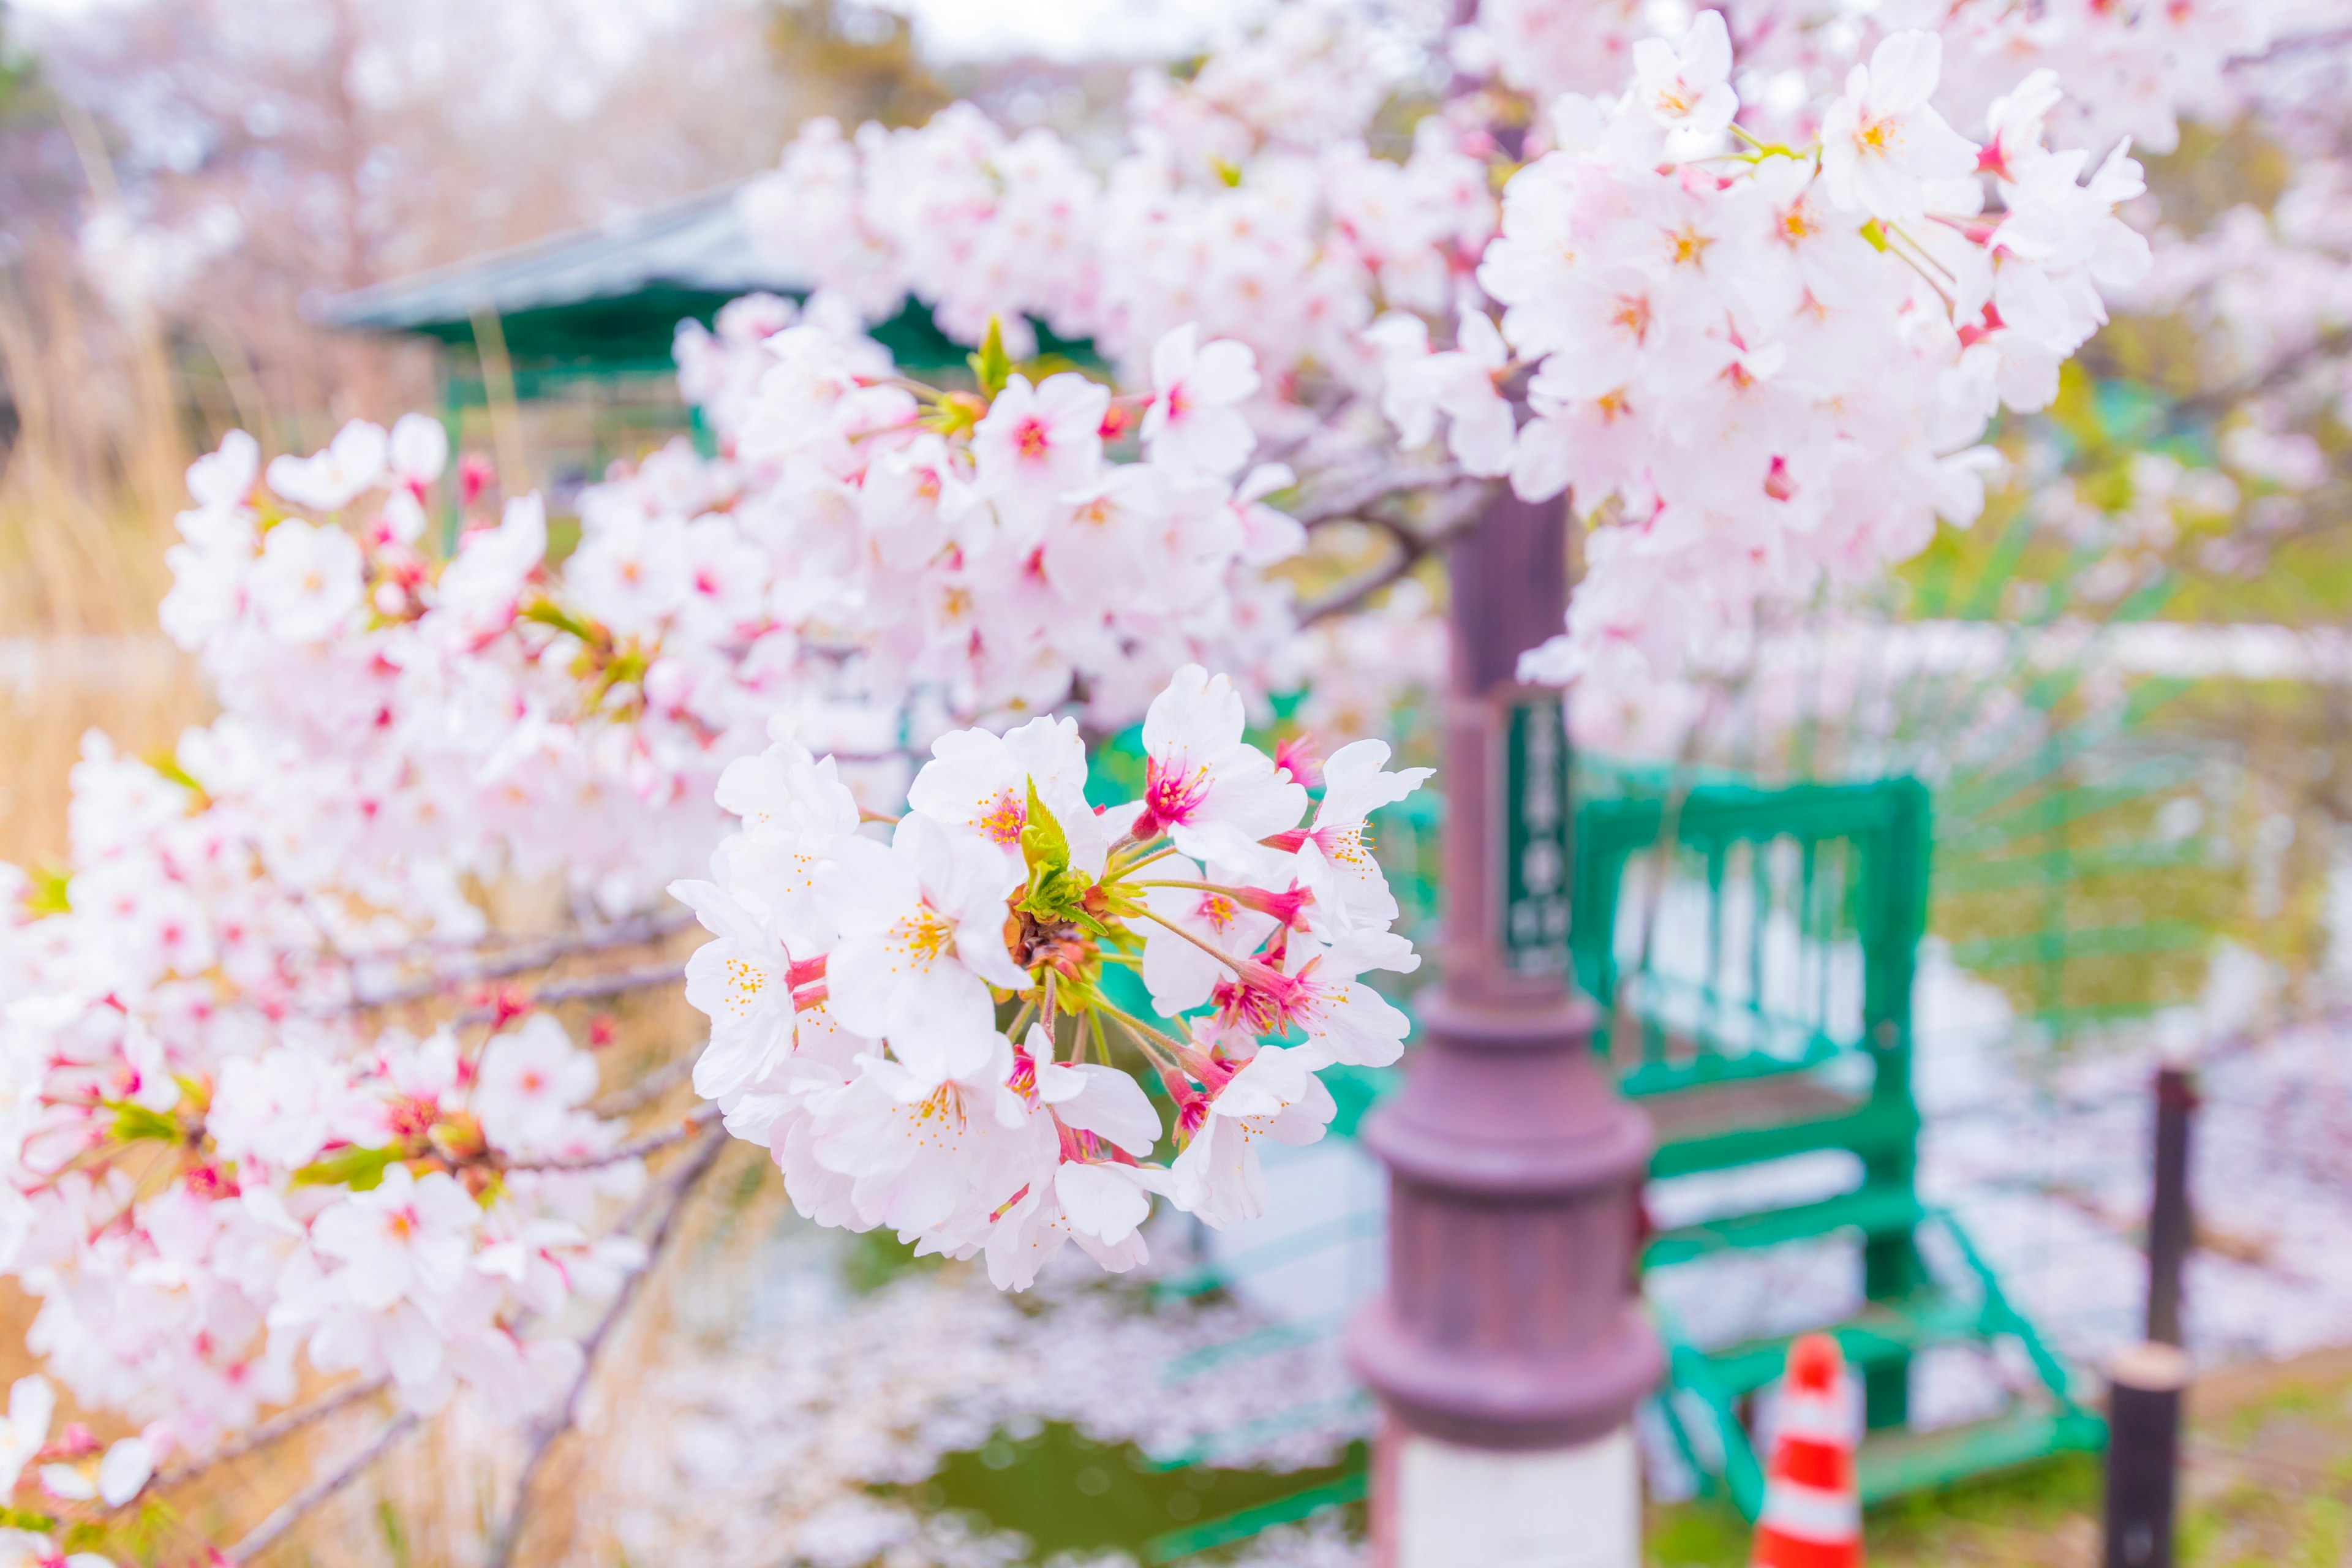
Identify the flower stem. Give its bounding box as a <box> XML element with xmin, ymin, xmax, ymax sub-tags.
<box><xmin>1099</xmin><ymin>1000</ymin><xmax>1188</xmax><ymax>1064</ymax></box>
<box><xmin>1109</xmin><ymin>842</ymin><xmax>1178</xmax><ymax>878</ymax></box>
<box><xmin>1134</xmin><ymin>908</ymin><xmax>1250</xmax><ymax>976</ymax></box>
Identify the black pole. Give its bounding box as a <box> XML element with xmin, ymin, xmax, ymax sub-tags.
<box><xmin>2146</xmin><ymin>1065</ymin><xmax>2197</xmax><ymax>1347</ymax></box>
<box><xmin>2104</xmin><ymin>1341</ymin><xmax>2190</xmax><ymax>1568</ymax></box>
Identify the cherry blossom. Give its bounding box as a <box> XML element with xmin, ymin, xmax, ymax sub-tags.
<box><xmin>1168</xmin><ymin>1045</ymin><xmax>1338</xmax><ymax>1230</ymax></box>
<box><xmin>971</xmin><ymin>372</ymin><xmax>1111</xmax><ymax>518</ymax></box>
<box><xmin>0</xmin><ymin>1379</ymin><xmax>52</xmax><ymax>1495</ymax></box>
<box><xmin>671</xmin><ymin>664</ymin><xmax>1427</xmax><ymax>1284</ymax></box>
<box><xmin>815</xmin><ymin>816</ymin><xmax>1030</xmax><ymax>1080</ymax></box>
<box><xmin>1132</xmin><ymin>665</ymin><xmax>1308</xmax><ymax>859</ymax></box>
<box><xmin>1821</xmin><ymin>34</ymin><xmax>1982</xmax><ymax>222</ymax></box>
<box><xmin>1633</xmin><ymin>10</ymin><xmax>1738</xmax><ymax>143</ymax></box>
<box><xmin>1142</xmin><ymin>324</ymin><xmax>1262</xmax><ymax>478</ymax></box>
<box><xmin>263</xmin><ymin>418</ymin><xmax>391</xmax><ymax>513</ymax></box>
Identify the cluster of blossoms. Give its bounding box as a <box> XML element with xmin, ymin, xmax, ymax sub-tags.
<box><xmin>654</xmin><ymin>307</ymin><xmax>1305</xmax><ymax>728</ymax></box>
<box><xmin>0</xmin><ymin>311</ymin><xmax>1383</xmax><ymax>1551</ymax></box>
<box><xmin>1395</xmin><ymin>21</ymin><xmax>2158</xmax><ymax>687</ymax></box>
<box><xmin>157</xmin><ymin>312</ymin><xmax>1305</xmax><ymax>933</ymax></box>
<box><xmin>723</xmin><ymin>4</ymin><xmax>2176</xmax><ymax>693</ymax></box>
<box><xmin>673</xmin><ymin>665</ymin><xmax>1430</xmax><ymax>1288</ymax></box>
<box><xmin>1469</xmin><ymin>0</ymin><xmax>2283</xmax><ymax>156</ymax></box>
<box><xmin>734</xmin><ymin>17</ymin><xmax>1491</xmax><ymax>405</ymax></box>
<box><xmin>1</xmin><ymin>747</ymin><xmax>644</xmax><ymax>1449</ymax></box>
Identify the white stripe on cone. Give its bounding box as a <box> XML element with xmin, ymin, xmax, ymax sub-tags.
<box><xmin>1774</xmin><ymin>1391</ymin><xmax>1858</xmax><ymax>1445</ymax></box>
<box><xmin>1759</xmin><ymin>1478</ymin><xmax>1863</xmax><ymax>1543</ymax></box>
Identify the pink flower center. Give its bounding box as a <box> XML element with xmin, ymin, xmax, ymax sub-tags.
<box><xmin>1141</xmin><ymin>755</ymin><xmax>1212</xmax><ymax>832</ymax></box>
<box><xmin>976</xmin><ymin>790</ymin><xmax>1027</xmax><ymax>845</ymax></box>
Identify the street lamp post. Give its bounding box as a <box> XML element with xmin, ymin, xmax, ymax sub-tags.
<box><xmin>1348</xmin><ymin>490</ymin><xmax>1664</xmax><ymax>1567</ymax></box>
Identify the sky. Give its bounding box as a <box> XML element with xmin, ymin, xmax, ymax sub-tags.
<box><xmin>891</xmin><ymin>0</ymin><xmax>1275</xmax><ymax>61</ymax></box>
<box><xmin>10</xmin><ymin>0</ymin><xmax>1280</xmax><ymax>64</ymax></box>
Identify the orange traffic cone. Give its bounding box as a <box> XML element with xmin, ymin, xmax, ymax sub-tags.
<box><xmin>1751</xmin><ymin>1333</ymin><xmax>1863</xmax><ymax>1568</ymax></box>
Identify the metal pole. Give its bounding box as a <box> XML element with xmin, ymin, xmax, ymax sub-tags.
<box><xmin>1348</xmin><ymin>489</ymin><xmax>1663</xmax><ymax>1568</ymax></box>
<box><xmin>2145</xmin><ymin>1065</ymin><xmax>2196</xmax><ymax>1348</ymax></box>
<box><xmin>2103</xmin><ymin>1341</ymin><xmax>2190</xmax><ymax>1568</ymax></box>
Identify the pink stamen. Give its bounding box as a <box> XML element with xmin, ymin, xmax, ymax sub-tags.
<box><xmin>1212</xmin><ymin>956</ymin><xmax>1314</xmax><ymax>1036</ymax></box>
<box><xmin>1274</xmin><ymin>734</ymin><xmax>1324</xmax><ymax>788</ymax></box>
<box><xmin>1134</xmin><ymin>755</ymin><xmax>1213</xmax><ymax>839</ymax></box>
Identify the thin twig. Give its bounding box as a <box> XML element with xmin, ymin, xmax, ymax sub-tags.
<box><xmin>2234</xmin><ymin>24</ymin><xmax>2352</xmax><ymax>62</ymax></box>
<box><xmin>142</xmin><ymin>1376</ymin><xmax>391</xmax><ymax>1500</ymax></box>
<box><xmin>488</xmin><ymin>1121</ymin><xmax>731</xmax><ymax>1568</ymax></box>
<box><xmin>2166</xmin><ymin>325</ymin><xmax>2352</xmax><ymax>426</ymax></box>
<box><xmin>456</xmin><ymin>962</ymin><xmax>688</xmax><ymax>1024</ymax></box>
<box><xmin>588</xmin><ymin>1051</ymin><xmax>696</xmax><ymax>1118</ymax></box>
<box><xmin>341</xmin><ymin>911</ymin><xmax>697</xmax><ymax>1012</ymax></box>
<box><xmin>1290</xmin><ymin>464</ymin><xmax>1463</xmax><ymax>526</ymax></box>
<box><xmin>503</xmin><ymin>1104</ymin><xmax>722</xmax><ymax>1172</ymax></box>
<box><xmin>1298</xmin><ymin>511</ymin><xmax>1482</xmax><ymax>624</ymax></box>
<box><xmin>228</xmin><ymin>1411</ymin><xmax>420</xmax><ymax>1563</ymax></box>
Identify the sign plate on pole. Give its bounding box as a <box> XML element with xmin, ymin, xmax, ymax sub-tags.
<box><xmin>1503</xmin><ymin>695</ymin><xmax>1570</xmax><ymax>977</ymax></box>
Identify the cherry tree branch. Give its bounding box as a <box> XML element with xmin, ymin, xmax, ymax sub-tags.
<box><xmin>502</xmin><ymin>1104</ymin><xmax>722</xmax><ymax>1172</ymax></box>
<box><xmin>589</xmin><ymin>1051</ymin><xmax>697</xmax><ymax>1118</ymax></box>
<box><xmin>227</xmin><ymin>1409</ymin><xmax>421</xmax><ymax>1563</ymax></box>
<box><xmin>454</xmin><ymin>961</ymin><xmax>688</xmax><ymax>1025</ymax></box>
<box><xmin>2167</xmin><ymin>324</ymin><xmax>2352</xmax><ymax>426</ymax></box>
<box><xmin>157</xmin><ymin>1376</ymin><xmax>390</xmax><ymax>1492</ymax></box>
<box><xmin>2235</xmin><ymin>26</ymin><xmax>2352</xmax><ymax>62</ymax></box>
<box><xmin>342</xmin><ymin>911</ymin><xmax>696</xmax><ymax>1012</ymax></box>
<box><xmin>1292</xmin><ymin>463</ymin><xmax>1464</xmax><ymax>527</ymax></box>
<box><xmin>488</xmin><ymin>1120</ymin><xmax>732</xmax><ymax>1568</ymax></box>
<box><xmin>1298</xmin><ymin>510</ymin><xmax>1483</xmax><ymax>625</ymax></box>
<box><xmin>105</xmin><ymin>1376</ymin><xmax>394</xmax><ymax>1520</ymax></box>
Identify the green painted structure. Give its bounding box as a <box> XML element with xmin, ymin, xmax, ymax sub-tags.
<box><xmin>1571</xmin><ymin>768</ymin><xmax>2105</xmax><ymax>1517</ymax></box>
<box><xmin>314</xmin><ymin>181</ymin><xmax>1084</xmax><ymax>464</ymax></box>
<box><xmin>1102</xmin><ymin>754</ymin><xmax>2108</xmax><ymax>1556</ymax></box>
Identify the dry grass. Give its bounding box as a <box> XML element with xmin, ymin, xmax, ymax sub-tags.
<box><xmin>0</xmin><ymin>239</ymin><xmax>737</xmax><ymax>1565</ymax></box>
<box><xmin>0</xmin><ymin>252</ymin><xmax>209</xmax><ymax>868</ymax></box>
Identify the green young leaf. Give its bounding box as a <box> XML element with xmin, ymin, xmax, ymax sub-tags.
<box><xmin>1210</xmin><ymin>156</ymin><xmax>1243</xmax><ymax>188</ymax></box>
<box><xmin>1858</xmin><ymin>218</ymin><xmax>1890</xmax><ymax>253</ymax></box>
<box><xmin>922</xmin><ymin>391</ymin><xmax>987</xmax><ymax>438</ymax></box>
<box><xmin>143</xmin><ymin>748</ymin><xmax>208</xmax><ymax>803</ymax></box>
<box><xmin>1020</xmin><ymin>778</ymin><xmax>1071</xmax><ymax>878</ymax></box>
<box><xmin>292</xmin><ymin>1144</ymin><xmax>404</xmax><ymax>1192</ymax></box>
<box><xmin>0</xmin><ymin>1506</ymin><xmax>56</xmax><ymax>1532</ymax></box>
<box><xmin>106</xmin><ymin>1101</ymin><xmax>184</xmax><ymax>1147</ymax></box>
<box><xmin>519</xmin><ymin>598</ymin><xmax>606</xmax><ymax>648</ymax></box>
<box><xmin>23</xmin><ymin>864</ymin><xmax>69</xmax><ymax>916</ymax></box>
<box><xmin>969</xmin><ymin>315</ymin><xmax>1014</xmax><ymax>399</ymax></box>
<box><xmin>59</xmin><ymin>1518</ymin><xmax>111</xmax><ymax>1552</ymax></box>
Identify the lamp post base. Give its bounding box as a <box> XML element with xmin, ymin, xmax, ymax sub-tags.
<box><xmin>1371</xmin><ymin>1418</ymin><xmax>1641</xmax><ymax>1568</ymax></box>
<box><xmin>1349</xmin><ymin>985</ymin><xmax>1660</xmax><ymax>1567</ymax></box>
